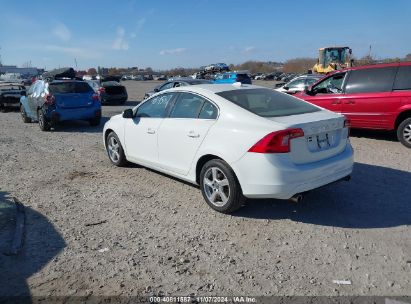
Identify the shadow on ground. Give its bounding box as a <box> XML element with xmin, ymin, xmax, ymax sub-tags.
<box><xmin>233</xmin><ymin>162</ymin><xmax>411</xmax><ymax>229</ymax></box>
<box><xmin>350</xmin><ymin>129</ymin><xmax>398</xmax><ymax>142</ymax></box>
<box><xmin>0</xmin><ymin>191</ymin><xmax>66</xmax><ymax>299</ymax></box>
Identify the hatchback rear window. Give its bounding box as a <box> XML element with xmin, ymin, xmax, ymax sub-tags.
<box><xmin>49</xmin><ymin>82</ymin><xmax>93</xmax><ymax>94</ymax></box>
<box><xmin>217</xmin><ymin>88</ymin><xmax>320</xmax><ymax>117</ymax></box>
<box><xmin>236</xmin><ymin>74</ymin><xmax>250</xmax><ymax>79</ymax></box>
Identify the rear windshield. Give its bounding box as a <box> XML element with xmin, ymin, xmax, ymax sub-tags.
<box><xmin>49</xmin><ymin>82</ymin><xmax>93</xmax><ymax>94</ymax></box>
<box><xmin>217</xmin><ymin>88</ymin><xmax>320</xmax><ymax>117</ymax></box>
<box><xmin>236</xmin><ymin>74</ymin><xmax>250</xmax><ymax>79</ymax></box>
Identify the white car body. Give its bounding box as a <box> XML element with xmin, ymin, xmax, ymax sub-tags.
<box><xmin>103</xmin><ymin>84</ymin><xmax>353</xmax><ymax>201</ymax></box>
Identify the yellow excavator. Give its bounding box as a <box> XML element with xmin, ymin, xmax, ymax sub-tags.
<box><xmin>312</xmin><ymin>46</ymin><xmax>353</xmax><ymax>74</ymax></box>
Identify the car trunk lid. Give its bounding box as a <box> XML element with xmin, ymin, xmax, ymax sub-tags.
<box><xmin>49</xmin><ymin>82</ymin><xmax>94</xmax><ymax>109</ymax></box>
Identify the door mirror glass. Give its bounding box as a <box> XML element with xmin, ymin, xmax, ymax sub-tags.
<box><xmin>122</xmin><ymin>108</ymin><xmax>134</xmax><ymax>119</ymax></box>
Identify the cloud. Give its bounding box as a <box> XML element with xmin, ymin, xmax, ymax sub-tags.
<box><xmin>243</xmin><ymin>46</ymin><xmax>256</xmax><ymax>53</ymax></box>
<box><xmin>159</xmin><ymin>48</ymin><xmax>186</xmax><ymax>55</ymax></box>
<box><xmin>112</xmin><ymin>26</ymin><xmax>129</xmax><ymax>50</ymax></box>
<box><xmin>53</xmin><ymin>22</ymin><xmax>71</xmax><ymax>42</ymax></box>
<box><xmin>136</xmin><ymin>17</ymin><xmax>146</xmax><ymax>30</ymax></box>
<box><xmin>42</xmin><ymin>45</ymin><xmax>101</xmax><ymax>59</ymax></box>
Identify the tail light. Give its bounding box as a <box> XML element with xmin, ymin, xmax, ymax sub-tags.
<box><xmin>92</xmin><ymin>93</ymin><xmax>100</xmax><ymax>101</ymax></box>
<box><xmin>98</xmin><ymin>87</ymin><xmax>105</xmax><ymax>94</ymax></box>
<box><xmin>44</xmin><ymin>94</ymin><xmax>55</xmax><ymax>105</ymax></box>
<box><xmin>248</xmin><ymin>128</ymin><xmax>305</xmax><ymax>153</ymax></box>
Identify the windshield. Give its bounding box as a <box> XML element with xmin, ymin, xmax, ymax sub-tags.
<box><xmin>217</xmin><ymin>88</ymin><xmax>320</xmax><ymax>117</ymax></box>
<box><xmin>324</xmin><ymin>48</ymin><xmax>348</xmax><ymax>65</ymax></box>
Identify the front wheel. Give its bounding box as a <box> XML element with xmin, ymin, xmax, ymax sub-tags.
<box><xmin>38</xmin><ymin>108</ymin><xmax>51</xmax><ymax>131</ymax></box>
<box><xmin>106</xmin><ymin>132</ymin><xmax>127</xmax><ymax>166</ymax></box>
<box><xmin>200</xmin><ymin>159</ymin><xmax>246</xmax><ymax>213</ymax></box>
<box><xmin>397</xmin><ymin>117</ymin><xmax>411</xmax><ymax>148</ymax></box>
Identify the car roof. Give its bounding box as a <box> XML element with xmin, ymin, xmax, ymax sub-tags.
<box><xmin>166</xmin><ymin>83</ymin><xmax>262</xmax><ymax>94</ymax></box>
<box><xmin>338</xmin><ymin>61</ymin><xmax>411</xmax><ymax>73</ymax></box>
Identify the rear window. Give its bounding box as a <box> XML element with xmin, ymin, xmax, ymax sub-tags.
<box><xmin>49</xmin><ymin>82</ymin><xmax>93</xmax><ymax>94</ymax></box>
<box><xmin>236</xmin><ymin>74</ymin><xmax>250</xmax><ymax>80</ymax></box>
<box><xmin>217</xmin><ymin>88</ymin><xmax>320</xmax><ymax>117</ymax></box>
<box><xmin>190</xmin><ymin>80</ymin><xmax>212</xmax><ymax>85</ymax></box>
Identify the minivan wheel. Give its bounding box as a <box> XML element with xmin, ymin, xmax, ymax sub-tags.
<box><xmin>397</xmin><ymin>117</ymin><xmax>411</xmax><ymax>148</ymax></box>
<box><xmin>200</xmin><ymin>159</ymin><xmax>246</xmax><ymax>213</ymax></box>
<box><xmin>106</xmin><ymin>132</ymin><xmax>127</xmax><ymax>166</ymax></box>
<box><xmin>20</xmin><ymin>104</ymin><xmax>31</xmax><ymax>123</ymax></box>
<box><xmin>38</xmin><ymin>109</ymin><xmax>51</xmax><ymax>131</ymax></box>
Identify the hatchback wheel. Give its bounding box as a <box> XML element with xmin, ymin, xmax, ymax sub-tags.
<box><xmin>200</xmin><ymin>159</ymin><xmax>246</xmax><ymax>213</ymax></box>
<box><xmin>106</xmin><ymin>132</ymin><xmax>127</xmax><ymax>166</ymax></box>
<box><xmin>20</xmin><ymin>104</ymin><xmax>31</xmax><ymax>123</ymax></box>
<box><xmin>38</xmin><ymin>109</ymin><xmax>51</xmax><ymax>131</ymax></box>
<box><xmin>397</xmin><ymin>117</ymin><xmax>411</xmax><ymax>148</ymax></box>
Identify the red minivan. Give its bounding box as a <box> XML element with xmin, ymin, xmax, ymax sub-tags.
<box><xmin>296</xmin><ymin>62</ymin><xmax>411</xmax><ymax>148</ymax></box>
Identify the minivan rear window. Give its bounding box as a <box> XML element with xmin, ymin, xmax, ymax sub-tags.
<box><xmin>49</xmin><ymin>82</ymin><xmax>93</xmax><ymax>94</ymax></box>
<box><xmin>217</xmin><ymin>88</ymin><xmax>320</xmax><ymax>117</ymax></box>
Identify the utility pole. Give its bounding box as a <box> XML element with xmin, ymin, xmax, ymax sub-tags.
<box><xmin>74</xmin><ymin>58</ymin><xmax>78</xmax><ymax>69</ymax></box>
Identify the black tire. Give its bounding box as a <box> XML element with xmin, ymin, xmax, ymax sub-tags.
<box><xmin>38</xmin><ymin>108</ymin><xmax>51</xmax><ymax>131</ymax></box>
<box><xmin>89</xmin><ymin>116</ymin><xmax>101</xmax><ymax>126</ymax></box>
<box><xmin>106</xmin><ymin>132</ymin><xmax>127</xmax><ymax>166</ymax></box>
<box><xmin>199</xmin><ymin>159</ymin><xmax>246</xmax><ymax>213</ymax></box>
<box><xmin>397</xmin><ymin>117</ymin><xmax>411</xmax><ymax>148</ymax></box>
<box><xmin>20</xmin><ymin>104</ymin><xmax>31</xmax><ymax>123</ymax></box>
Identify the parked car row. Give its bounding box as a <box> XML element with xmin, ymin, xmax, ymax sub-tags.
<box><xmin>275</xmin><ymin>74</ymin><xmax>323</xmax><ymax>94</ymax></box>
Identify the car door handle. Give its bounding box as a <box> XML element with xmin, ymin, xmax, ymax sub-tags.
<box><xmin>344</xmin><ymin>100</ymin><xmax>355</xmax><ymax>104</ymax></box>
<box><xmin>187</xmin><ymin>131</ymin><xmax>200</xmax><ymax>138</ymax></box>
<box><xmin>147</xmin><ymin>128</ymin><xmax>156</xmax><ymax>134</ymax></box>
<box><xmin>331</xmin><ymin>100</ymin><xmax>342</xmax><ymax>105</ymax></box>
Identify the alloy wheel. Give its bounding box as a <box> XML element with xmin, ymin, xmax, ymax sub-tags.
<box><xmin>203</xmin><ymin>167</ymin><xmax>230</xmax><ymax>207</ymax></box>
<box><xmin>403</xmin><ymin>123</ymin><xmax>411</xmax><ymax>144</ymax></box>
<box><xmin>107</xmin><ymin>136</ymin><xmax>120</xmax><ymax>163</ymax></box>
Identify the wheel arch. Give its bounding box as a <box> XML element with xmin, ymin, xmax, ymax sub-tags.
<box><xmin>395</xmin><ymin>110</ymin><xmax>411</xmax><ymax>129</ymax></box>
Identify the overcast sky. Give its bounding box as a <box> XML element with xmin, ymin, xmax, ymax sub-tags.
<box><xmin>1</xmin><ymin>0</ymin><xmax>410</xmax><ymax>70</ymax></box>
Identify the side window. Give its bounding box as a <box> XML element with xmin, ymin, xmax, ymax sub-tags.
<box><xmin>136</xmin><ymin>93</ymin><xmax>174</xmax><ymax>118</ymax></box>
<box><xmin>345</xmin><ymin>67</ymin><xmax>397</xmax><ymax>94</ymax></box>
<box><xmin>305</xmin><ymin>78</ymin><xmax>319</xmax><ymax>86</ymax></box>
<box><xmin>393</xmin><ymin>66</ymin><xmax>411</xmax><ymax>90</ymax></box>
<box><xmin>313</xmin><ymin>73</ymin><xmax>346</xmax><ymax>94</ymax></box>
<box><xmin>215</xmin><ymin>74</ymin><xmax>223</xmax><ymax>80</ymax></box>
<box><xmin>223</xmin><ymin>74</ymin><xmax>230</xmax><ymax>79</ymax></box>
<box><xmin>160</xmin><ymin>82</ymin><xmax>173</xmax><ymax>91</ymax></box>
<box><xmin>170</xmin><ymin>93</ymin><xmax>205</xmax><ymax>119</ymax></box>
<box><xmin>199</xmin><ymin>101</ymin><xmax>218</xmax><ymax>119</ymax></box>
<box><xmin>287</xmin><ymin>78</ymin><xmax>305</xmax><ymax>89</ymax></box>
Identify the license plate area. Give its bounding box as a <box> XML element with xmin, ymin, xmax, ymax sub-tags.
<box><xmin>307</xmin><ymin>131</ymin><xmax>337</xmax><ymax>152</ymax></box>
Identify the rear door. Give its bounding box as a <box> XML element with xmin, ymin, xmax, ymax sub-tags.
<box><xmin>157</xmin><ymin>92</ymin><xmax>218</xmax><ymax>175</ymax></box>
<box><xmin>301</xmin><ymin>72</ymin><xmax>346</xmax><ymax>113</ymax></box>
<box><xmin>343</xmin><ymin>66</ymin><xmax>398</xmax><ymax>129</ymax></box>
<box><xmin>124</xmin><ymin>93</ymin><xmax>175</xmax><ymax>166</ymax></box>
<box><xmin>49</xmin><ymin>82</ymin><xmax>95</xmax><ymax>109</ymax></box>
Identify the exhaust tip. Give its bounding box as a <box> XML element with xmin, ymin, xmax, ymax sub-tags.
<box><xmin>290</xmin><ymin>194</ymin><xmax>303</xmax><ymax>203</ymax></box>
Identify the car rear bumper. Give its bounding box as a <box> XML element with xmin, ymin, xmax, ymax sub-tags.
<box><xmin>231</xmin><ymin>143</ymin><xmax>354</xmax><ymax>199</ymax></box>
<box><xmin>47</xmin><ymin>106</ymin><xmax>101</xmax><ymax>122</ymax></box>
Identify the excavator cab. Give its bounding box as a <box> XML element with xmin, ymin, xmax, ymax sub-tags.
<box><xmin>313</xmin><ymin>47</ymin><xmax>352</xmax><ymax>74</ymax></box>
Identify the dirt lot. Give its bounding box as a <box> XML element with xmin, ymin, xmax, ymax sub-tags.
<box><xmin>0</xmin><ymin>80</ymin><xmax>410</xmax><ymax>297</ymax></box>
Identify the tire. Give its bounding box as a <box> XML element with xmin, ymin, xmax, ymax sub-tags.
<box><xmin>38</xmin><ymin>108</ymin><xmax>51</xmax><ymax>131</ymax></box>
<box><xmin>89</xmin><ymin>116</ymin><xmax>101</xmax><ymax>126</ymax></box>
<box><xmin>106</xmin><ymin>132</ymin><xmax>127</xmax><ymax>166</ymax></box>
<box><xmin>20</xmin><ymin>104</ymin><xmax>31</xmax><ymax>123</ymax></box>
<box><xmin>397</xmin><ymin>117</ymin><xmax>411</xmax><ymax>148</ymax></box>
<box><xmin>199</xmin><ymin>159</ymin><xmax>246</xmax><ymax>213</ymax></box>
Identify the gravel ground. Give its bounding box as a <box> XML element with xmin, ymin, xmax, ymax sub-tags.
<box><xmin>0</xmin><ymin>80</ymin><xmax>410</xmax><ymax>297</ymax></box>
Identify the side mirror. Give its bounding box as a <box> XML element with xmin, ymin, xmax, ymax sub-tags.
<box><xmin>122</xmin><ymin>108</ymin><xmax>134</xmax><ymax>119</ymax></box>
<box><xmin>154</xmin><ymin>88</ymin><xmax>159</xmax><ymax>92</ymax></box>
<box><xmin>283</xmin><ymin>86</ymin><xmax>289</xmax><ymax>91</ymax></box>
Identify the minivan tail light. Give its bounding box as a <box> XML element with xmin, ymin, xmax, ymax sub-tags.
<box><xmin>248</xmin><ymin>128</ymin><xmax>305</xmax><ymax>153</ymax></box>
<box><xmin>44</xmin><ymin>94</ymin><xmax>55</xmax><ymax>105</ymax></box>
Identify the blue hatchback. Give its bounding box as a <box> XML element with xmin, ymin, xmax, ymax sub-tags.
<box><xmin>20</xmin><ymin>80</ymin><xmax>101</xmax><ymax>131</ymax></box>
<box><xmin>214</xmin><ymin>72</ymin><xmax>252</xmax><ymax>85</ymax></box>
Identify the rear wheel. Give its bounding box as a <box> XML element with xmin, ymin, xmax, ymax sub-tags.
<box><xmin>106</xmin><ymin>132</ymin><xmax>127</xmax><ymax>166</ymax></box>
<box><xmin>38</xmin><ymin>108</ymin><xmax>51</xmax><ymax>131</ymax></box>
<box><xmin>20</xmin><ymin>104</ymin><xmax>31</xmax><ymax>123</ymax></box>
<box><xmin>397</xmin><ymin>117</ymin><xmax>411</xmax><ymax>148</ymax></box>
<box><xmin>200</xmin><ymin>159</ymin><xmax>246</xmax><ymax>213</ymax></box>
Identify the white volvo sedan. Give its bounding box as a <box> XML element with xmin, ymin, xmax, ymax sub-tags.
<box><xmin>103</xmin><ymin>84</ymin><xmax>353</xmax><ymax>213</ymax></box>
